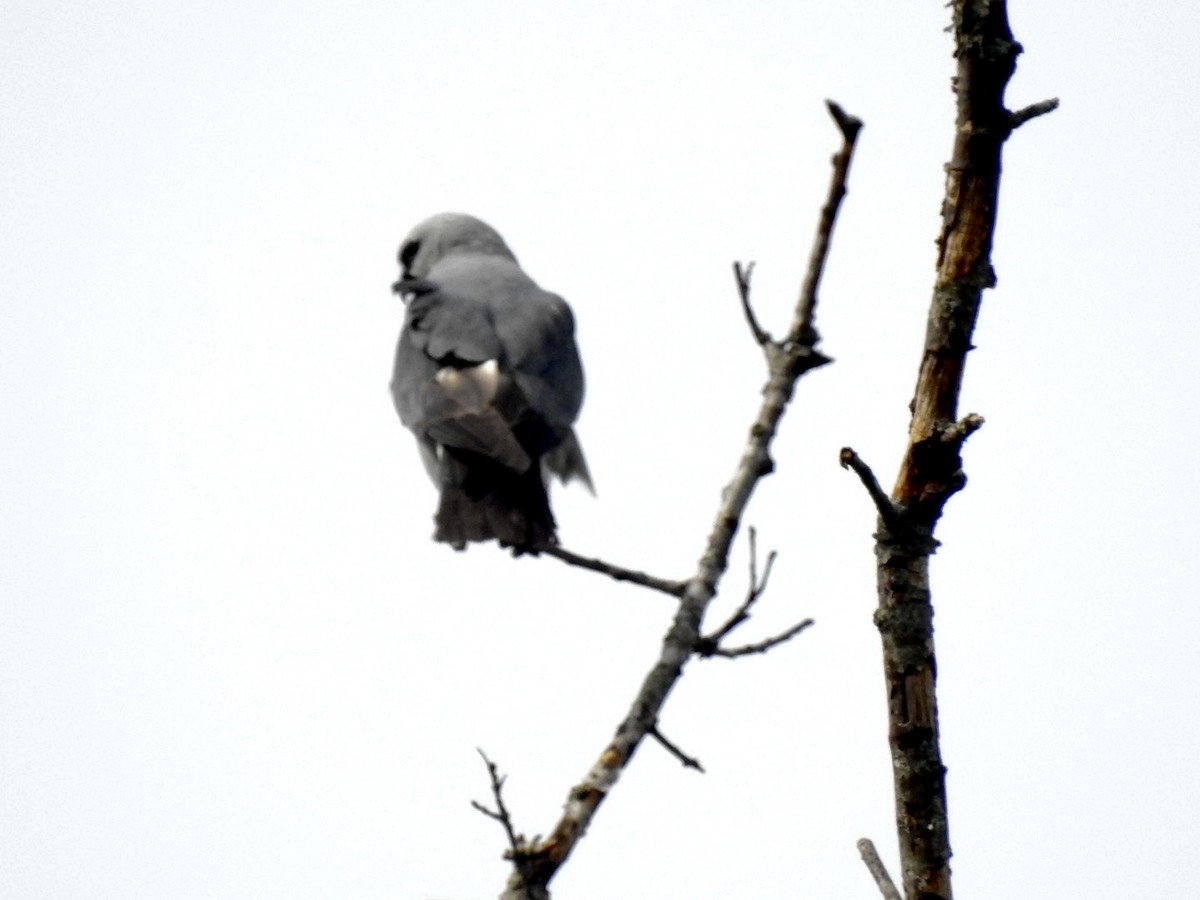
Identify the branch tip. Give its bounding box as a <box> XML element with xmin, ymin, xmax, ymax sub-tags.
<box><xmin>1009</xmin><ymin>97</ymin><xmax>1059</xmax><ymax>130</ymax></box>
<box><xmin>648</xmin><ymin>723</ymin><xmax>705</xmax><ymax>773</ymax></box>
<box><xmin>704</xmin><ymin>618</ymin><xmax>814</xmax><ymax>658</ymax></box>
<box><xmin>839</xmin><ymin>447</ymin><xmax>902</xmax><ymax>528</ymax></box>
<box><xmin>825</xmin><ymin>99</ymin><xmax>863</xmax><ymax>140</ymax></box>
<box><xmin>856</xmin><ymin>838</ymin><xmax>903</xmax><ymax>900</ymax></box>
<box><xmin>940</xmin><ymin>412</ymin><xmax>985</xmax><ymax>447</ymax></box>
<box><xmin>697</xmin><ymin>526</ymin><xmax>781</xmax><ymax>653</ymax></box>
<box><xmin>733</xmin><ymin>260</ymin><xmax>771</xmax><ymax>346</ymax></box>
<box><xmin>789</xmin><ymin>101</ymin><xmax>862</xmax><ymax>349</ymax></box>
<box><xmin>475</xmin><ymin>751</ymin><xmax>548</xmax><ymax>900</ymax></box>
<box><xmin>471</xmin><ymin>750</ymin><xmax>523</xmax><ymax>854</ymax></box>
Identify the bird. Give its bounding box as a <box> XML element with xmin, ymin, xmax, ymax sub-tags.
<box><xmin>389</xmin><ymin>212</ymin><xmax>591</xmax><ymax>552</ymax></box>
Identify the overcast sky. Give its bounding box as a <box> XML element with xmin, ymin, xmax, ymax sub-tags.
<box><xmin>3</xmin><ymin>2</ymin><xmax>1198</xmax><ymax>898</ymax></box>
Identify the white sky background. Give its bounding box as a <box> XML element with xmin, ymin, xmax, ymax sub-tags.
<box><xmin>3</xmin><ymin>1</ymin><xmax>1198</xmax><ymax>897</ymax></box>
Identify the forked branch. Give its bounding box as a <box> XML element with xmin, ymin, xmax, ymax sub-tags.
<box><xmin>843</xmin><ymin>4</ymin><xmax>1057</xmax><ymax>899</ymax></box>
<box><xmin>497</xmin><ymin>101</ymin><xmax>862</xmax><ymax>899</ymax></box>
<box><xmin>471</xmin><ymin>750</ymin><xmax>544</xmax><ymax>900</ymax></box>
<box><xmin>696</xmin><ymin>528</ymin><xmax>813</xmax><ymax>659</ymax></box>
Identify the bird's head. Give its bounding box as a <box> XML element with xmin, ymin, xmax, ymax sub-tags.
<box><xmin>395</xmin><ymin>212</ymin><xmax>518</xmax><ymax>282</ymax></box>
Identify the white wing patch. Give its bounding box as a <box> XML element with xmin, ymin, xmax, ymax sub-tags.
<box><xmin>424</xmin><ymin>359</ymin><xmax>532</xmax><ymax>473</ymax></box>
<box><xmin>433</xmin><ymin>358</ymin><xmax>502</xmax><ymax>408</ymax></box>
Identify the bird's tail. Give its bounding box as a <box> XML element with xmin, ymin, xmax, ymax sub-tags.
<box><xmin>434</xmin><ymin>450</ymin><xmax>556</xmax><ymax>553</ymax></box>
<box><xmin>542</xmin><ymin>428</ymin><xmax>593</xmax><ymax>494</ymax></box>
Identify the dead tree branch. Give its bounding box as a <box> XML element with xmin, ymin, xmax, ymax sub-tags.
<box><xmin>695</xmin><ymin>527</ymin><xmax>777</xmax><ymax>647</ymax></box>
<box><xmin>694</xmin><ymin>527</ymin><xmax>812</xmax><ymax>658</ymax></box>
<box><xmin>857</xmin><ymin>838</ymin><xmax>903</xmax><ymax>900</ymax></box>
<box><xmin>537</xmin><ymin>544</ymin><xmax>687</xmax><ymax>598</ymax></box>
<box><xmin>792</xmin><ymin>100</ymin><xmax>861</xmax><ymax>349</ymax></box>
<box><xmin>496</xmin><ymin>101</ymin><xmax>861</xmax><ymax>900</ymax></box>
<box><xmin>838</xmin><ymin>448</ymin><xmax>904</xmax><ymax>534</ymax></box>
<box><xmin>734</xmin><ymin>261</ymin><xmax>771</xmax><ymax>345</ymax></box>
<box><xmin>470</xmin><ymin>751</ymin><xmax>523</xmax><ymax>856</ymax></box>
<box><xmin>647</xmin><ymin>722</ymin><xmax>705</xmax><ymax>773</ymax></box>
<box><xmin>1009</xmin><ymin>97</ymin><xmax>1060</xmax><ymax>130</ymax></box>
<box><xmin>844</xmin><ymin>5</ymin><xmax>1057</xmax><ymax>899</ymax></box>
<box><xmin>471</xmin><ymin>750</ymin><xmax>545</xmax><ymax>900</ymax></box>
<box><xmin>701</xmin><ymin>618</ymin><xmax>814</xmax><ymax>659</ymax></box>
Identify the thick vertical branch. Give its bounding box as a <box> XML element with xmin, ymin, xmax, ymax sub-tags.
<box><xmin>873</xmin><ymin>4</ymin><xmax>1056</xmax><ymax>900</ymax></box>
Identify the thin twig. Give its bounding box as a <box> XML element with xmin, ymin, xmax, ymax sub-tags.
<box><xmin>733</xmin><ymin>261</ymin><xmax>771</xmax><ymax>345</ymax></box>
<box><xmin>866</xmin><ymin>6</ymin><xmax>1055</xmax><ymax>897</ymax></box>
<box><xmin>1009</xmin><ymin>97</ymin><xmax>1060</xmax><ymax>130</ymax></box>
<box><xmin>648</xmin><ymin>722</ymin><xmax>705</xmax><ymax>773</ymax></box>
<box><xmin>697</xmin><ymin>530</ymin><xmax>810</xmax><ymax>660</ymax></box>
<box><xmin>471</xmin><ymin>750</ymin><xmax>540</xmax><ymax>900</ymax></box>
<box><xmin>697</xmin><ymin>527</ymin><xmax>778</xmax><ymax>651</ymax></box>
<box><xmin>697</xmin><ymin>530</ymin><xmax>810</xmax><ymax>659</ymax></box>
<box><xmin>856</xmin><ymin>838</ymin><xmax>903</xmax><ymax>900</ymax></box>
<box><xmin>539</xmin><ymin>544</ymin><xmax>687</xmax><ymax>598</ymax></box>
<box><xmin>703</xmin><ymin>618</ymin><xmax>814</xmax><ymax>658</ymax></box>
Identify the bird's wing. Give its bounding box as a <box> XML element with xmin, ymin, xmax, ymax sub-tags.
<box><xmin>491</xmin><ymin>287</ymin><xmax>585</xmax><ymax>429</ymax></box>
<box><xmin>391</xmin><ymin>280</ymin><xmax>532</xmax><ymax>474</ymax></box>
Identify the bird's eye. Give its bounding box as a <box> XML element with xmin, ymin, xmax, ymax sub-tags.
<box><xmin>399</xmin><ymin>240</ymin><xmax>420</xmax><ymax>274</ymax></box>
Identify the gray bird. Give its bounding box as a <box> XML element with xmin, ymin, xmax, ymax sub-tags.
<box><xmin>390</xmin><ymin>213</ymin><xmax>591</xmax><ymax>551</ymax></box>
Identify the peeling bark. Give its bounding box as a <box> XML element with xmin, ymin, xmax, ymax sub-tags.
<box><xmin>873</xmin><ymin>4</ymin><xmax>1056</xmax><ymax>899</ymax></box>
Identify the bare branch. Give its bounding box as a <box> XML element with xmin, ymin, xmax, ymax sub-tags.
<box><xmin>940</xmin><ymin>412</ymin><xmax>985</xmax><ymax>448</ymax></box>
<box><xmin>693</xmin><ymin>529</ymin><xmax>810</xmax><ymax>659</ymax></box>
<box><xmin>838</xmin><ymin>448</ymin><xmax>903</xmax><ymax>531</ymax></box>
<box><xmin>538</xmin><ymin>544</ymin><xmax>687</xmax><ymax>598</ymax></box>
<box><xmin>702</xmin><ymin>618</ymin><xmax>814</xmax><ymax>658</ymax></box>
<box><xmin>733</xmin><ymin>261</ymin><xmax>772</xmax><ymax>346</ymax></box>
<box><xmin>856</xmin><ymin>838</ymin><xmax>903</xmax><ymax>900</ymax></box>
<box><xmin>648</xmin><ymin>722</ymin><xmax>705</xmax><ymax>773</ymax></box>
<box><xmin>472</xmin><ymin>750</ymin><xmax>543</xmax><ymax>900</ymax></box>
<box><xmin>499</xmin><ymin>103</ymin><xmax>863</xmax><ymax>896</ymax></box>
<box><xmin>861</xmin><ymin>6</ymin><xmax>1055</xmax><ymax>899</ymax></box>
<box><xmin>826</xmin><ymin>99</ymin><xmax>863</xmax><ymax>141</ymax></box>
<box><xmin>697</xmin><ymin>527</ymin><xmax>778</xmax><ymax>649</ymax></box>
<box><xmin>787</xmin><ymin>99</ymin><xmax>863</xmax><ymax>350</ymax></box>
<box><xmin>1009</xmin><ymin>97</ymin><xmax>1060</xmax><ymax>130</ymax></box>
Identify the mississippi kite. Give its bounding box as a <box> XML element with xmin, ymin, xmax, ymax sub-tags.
<box><xmin>390</xmin><ymin>213</ymin><xmax>591</xmax><ymax>551</ymax></box>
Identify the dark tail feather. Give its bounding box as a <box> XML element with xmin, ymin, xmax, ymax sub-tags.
<box><xmin>433</xmin><ymin>451</ymin><xmax>556</xmax><ymax>552</ymax></box>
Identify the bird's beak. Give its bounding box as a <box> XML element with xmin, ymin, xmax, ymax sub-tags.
<box><xmin>393</xmin><ymin>276</ymin><xmax>431</xmax><ymax>302</ymax></box>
